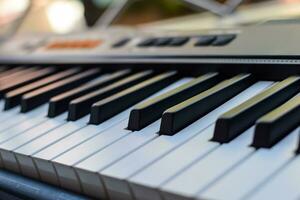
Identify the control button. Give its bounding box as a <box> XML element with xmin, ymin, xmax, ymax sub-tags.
<box><xmin>168</xmin><ymin>37</ymin><xmax>190</xmax><ymax>47</ymax></box>
<box><xmin>46</xmin><ymin>40</ymin><xmax>102</xmax><ymax>49</ymax></box>
<box><xmin>137</xmin><ymin>38</ymin><xmax>157</xmax><ymax>47</ymax></box>
<box><xmin>112</xmin><ymin>38</ymin><xmax>130</xmax><ymax>48</ymax></box>
<box><xmin>154</xmin><ymin>37</ymin><xmax>173</xmax><ymax>46</ymax></box>
<box><xmin>194</xmin><ymin>36</ymin><xmax>216</xmax><ymax>46</ymax></box>
<box><xmin>212</xmin><ymin>34</ymin><xmax>236</xmax><ymax>46</ymax></box>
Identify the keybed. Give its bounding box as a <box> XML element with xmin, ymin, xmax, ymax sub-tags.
<box><xmin>0</xmin><ymin>66</ymin><xmax>297</xmax><ymax>200</ymax></box>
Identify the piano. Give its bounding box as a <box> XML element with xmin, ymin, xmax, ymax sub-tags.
<box><xmin>0</xmin><ymin>22</ymin><xmax>299</xmax><ymax>200</ymax></box>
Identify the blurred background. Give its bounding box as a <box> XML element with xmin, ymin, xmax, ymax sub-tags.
<box><xmin>1</xmin><ymin>0</ymin><xmax>300</xmax><ymax>38</ymax></box>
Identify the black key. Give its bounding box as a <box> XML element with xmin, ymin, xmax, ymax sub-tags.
<box><xmin>154</xmin><ymin>38</ymin><xmax>173</xmax><ymax>47</ymax></box>
<box><xmin>252</xmin><ymin>94</ymin><xmax>300</xmax><ymax>148</ymax></box>
<box><xmin>159</xmin><ymin>74</ymin><xmax>254</xmax><ymax>136</ymax></box>
<box><xmin>212</xmin><ymin>34</ymin><xmax>236</xmax><ymax>46</ymax></box>
<box><xmin>194</xmin><ymin>36</ymin><xmax>216</xmax><ymax>46</ymax></box>
<box><xmin>137</xmin><ymin>38</ymin><xmax>157</xmax><ymax>47</ymax></box>
<box><xmin>48</xmin><ymin>69</ymin><xmax>132</xmax><ymax>118</ymax></box>
<box><xmin>213</xmin><ymin>76</ymin><xmax>300</xmax><ymax>143</ymax></box>
<box><xmin>90</xmin><ymin>71</ymin><xmax>179</xmax><ymax>125</ymax></box>
<box><xmin>128</xmin><ymin>73</ymin><xmax>221</xmax><ymax>131</ymax></box>
<box><xmin>0</xmin><ymin>67</ymin><xmax>37</xmax><ymax>83</ymax></box>
<box><xmin>0</xmin><ymin>67</ymin><xmax>25</xmax><ymax>79</ymax></box>
<box><xmin>4</xmin><ymin>68</ymin><xmax>81</xmax><ymax>110</ymax></box>
<box><xmin>168</xmin><ymin>37</ymin><xmax>189</xmax><ymax>46</ymax></box>
<box><xmin>0</xmin><ymin>67</ymin><xmax>56</xmax><ymax>98</ymax></box>
<box><xmin>296</xmin><ymin>133</ymin><xmax>300</xmax><ymax>154</ymax></box>
<box><xmin>112</xmin><ymin>38</ymin><xmax>130</xmax><ymax>48</ymax></box>
<box><xmin>0</xmin><ymin>66</ymin><xmax>8</xmax><ymax>73</ymax></box>
<box><xmin>21</xmin><ymin>68</ymin><xmax>102</xmax><ymax>112</ymax></box>
<box><xmin>67</xmin><ymin>70</ymin><xmax>155</xmax><ymax>121</ymax></box>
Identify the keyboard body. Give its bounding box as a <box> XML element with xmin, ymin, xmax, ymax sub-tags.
<box><xmin>0</xmin><ymin>23</ymin><xmax>299</xmax><ymax>200</ymax></box>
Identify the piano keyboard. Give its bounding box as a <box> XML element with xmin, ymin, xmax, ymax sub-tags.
<box><xmin>0</xmin><ymin>65</ymin><xmax>297</xmax><ymax>200</ymax></box>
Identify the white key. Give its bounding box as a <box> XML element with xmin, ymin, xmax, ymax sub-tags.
<box><xmin>14</xmin><ymin>115</ymin><xmax>89</xmax><ymax>179</ymax></box>
<box><xmin>0</xmin><ymin>113</ymin><xmax>67</xmax><ymax>172</ymax></box>
<box><xmin>201</xmin><ymin>128</ymin><xmax>299</xmax><ymax>200</ymax></box>
<box><xmin>0</xmin><ymin>104</ymin><xmax>49</xmax><ymax>144</ymax></box>
<box><xmin>74</xmin><ymin>121</ymin><xmax>159</xmax><ymax>199</ymax></box>
<box><xmin>247</xmin><ymin>135</ymin><xmax>300</xmax><ymax>200</ymax></box>
<box><xmin>0</xmin><ymin>102</ymin><xmax>20</xmax><ymax>122</ymax></box>
<box><xmin>0</xmin><ymin>116</ymin><xmax>48</xmax><ymax>144</ymax></box>
<box><xmin>50</xmin><ymin>79</ymin><xmax>191</xmax><ymax>193</ymax></box>
<box><xmin>99</xmin><ymin>81</ymin><xmax>272</xmax><ymax>200</ymax></box>
<box><xmin>0</xmin><ymin>104</ymin><xmax>48</xmax><ymax>133</ymax></box>
<box><xmin>53</xmin><ymin>120</ymin><xmax>130</xmax><ymax>193</ymax></box>
<box><xmin>33</xmin><ymin>107</ymin><xmax>130</xmax><ymax>186</ymax></box>
<box><xmin>161</xmin><ymin>126</ymin><xmax>255</xmax><ymax>200</ymax></box>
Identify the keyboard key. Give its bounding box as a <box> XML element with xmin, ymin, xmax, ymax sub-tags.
<box><xmin>252</xmin><ymin>94</ymin><xmax>300</xmax><ymax>148</ymax></box>
<box><xmin>160</xmin><ymin>74</ymin><xmax>254</xmax><ymax>135</ymax></box>
<box><xmin>212</xmin><ymin>34</ymin><xmax>236</xmax><ymax>46</ymax></box>
<box><xmin>248</xmin><ymin>149</ymin><xmax>300</xmax><ymax>200</ymax></box>
<box><xmin>194</xmin><ymin>36</ymin><xmax>216</xmax><ymax>46</ymax></box>
<box><xmin>0</xmin><ymin>67</ymin><xmax>34</xmax><ymax>81</ymax></box>
<box><xmin>4</xmin><ymin>68</ymin><xmax>81</xmax><ymax>110</ymax></box>
<box><xmin>0</xmin><ymin>67</ymin><xmax>24</xmax><ymax>78</ymax></box>
<box><xmin>213</xmin><ymin>76</ymin><xmax>300</xmax><ymax>143</ymax></box>
<box><xmin>0</xmin><ymin>67</ymin><xmax>39</xmax><ymax>93</ymax></box>
<box><xmin>89</xmin><ymin>71</ymin><xmax>179</xmax><ymax>125</ymax></box>
<box><xmin>0</xmin><ymin>104</ymin><xmax>48</xmax><ymax>133</ymax></box>
<box><xmin>21</xmin><ymin>68</ymin><xmax>102</xmax><ymax>112</ymax></box>
<box><xmin>0</xmin><ymin>67</ymin><xmax>56</xmax><ymax>97</ymax></box>
<box><xmin>296</xmin><ymin>134</ymin><xmax>300</xmax><ymax>154</ymax></box>
<box><xmin>0</xmin><ymin>114</ymin><xmax>68</xmax><ymax>173</ymax></box>
<box><xmin>67</xmin><ymin>70</ymin><xmax>154</xmax><ymax>121</ymax></box>
<box><xmin>128</xmin><ymin>73</ymin><xmax>221</xmax><ymax>131</ymax></box>
<box><xmin>0</xmin><ymin>115</ymin><xmax>47</xmax><ymax>145</ymax></box>
<box><xmin>48</xmin><ymin>69</ymin><xmax>131</xmax><ymax>117</ymax></box>
<box><xmin>15</xmin><ymin>116</ymin><xmax>89</xmax><ymax>179</ymax></box>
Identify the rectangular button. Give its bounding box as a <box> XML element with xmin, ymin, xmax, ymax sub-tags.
<box><xmin>211</xmin><ymin>34</ymin><xmax>236</xmax><ymax>46</ymax></box>
<box><xmin>194</xmin><ymin>36</ymin><xmax>216</xmax><ymax>46</ymax></box>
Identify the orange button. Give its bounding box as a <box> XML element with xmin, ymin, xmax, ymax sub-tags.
<box><xmin>46</xmin><ymin>39</ymin><xmax>102</xmax><ymax>50</ymax></box>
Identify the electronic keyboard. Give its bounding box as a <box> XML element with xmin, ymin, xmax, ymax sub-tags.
<box><xmin>0</xmin><ymin>23</ymin><xmax>299</xmax><ymax>200</ymax></box>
